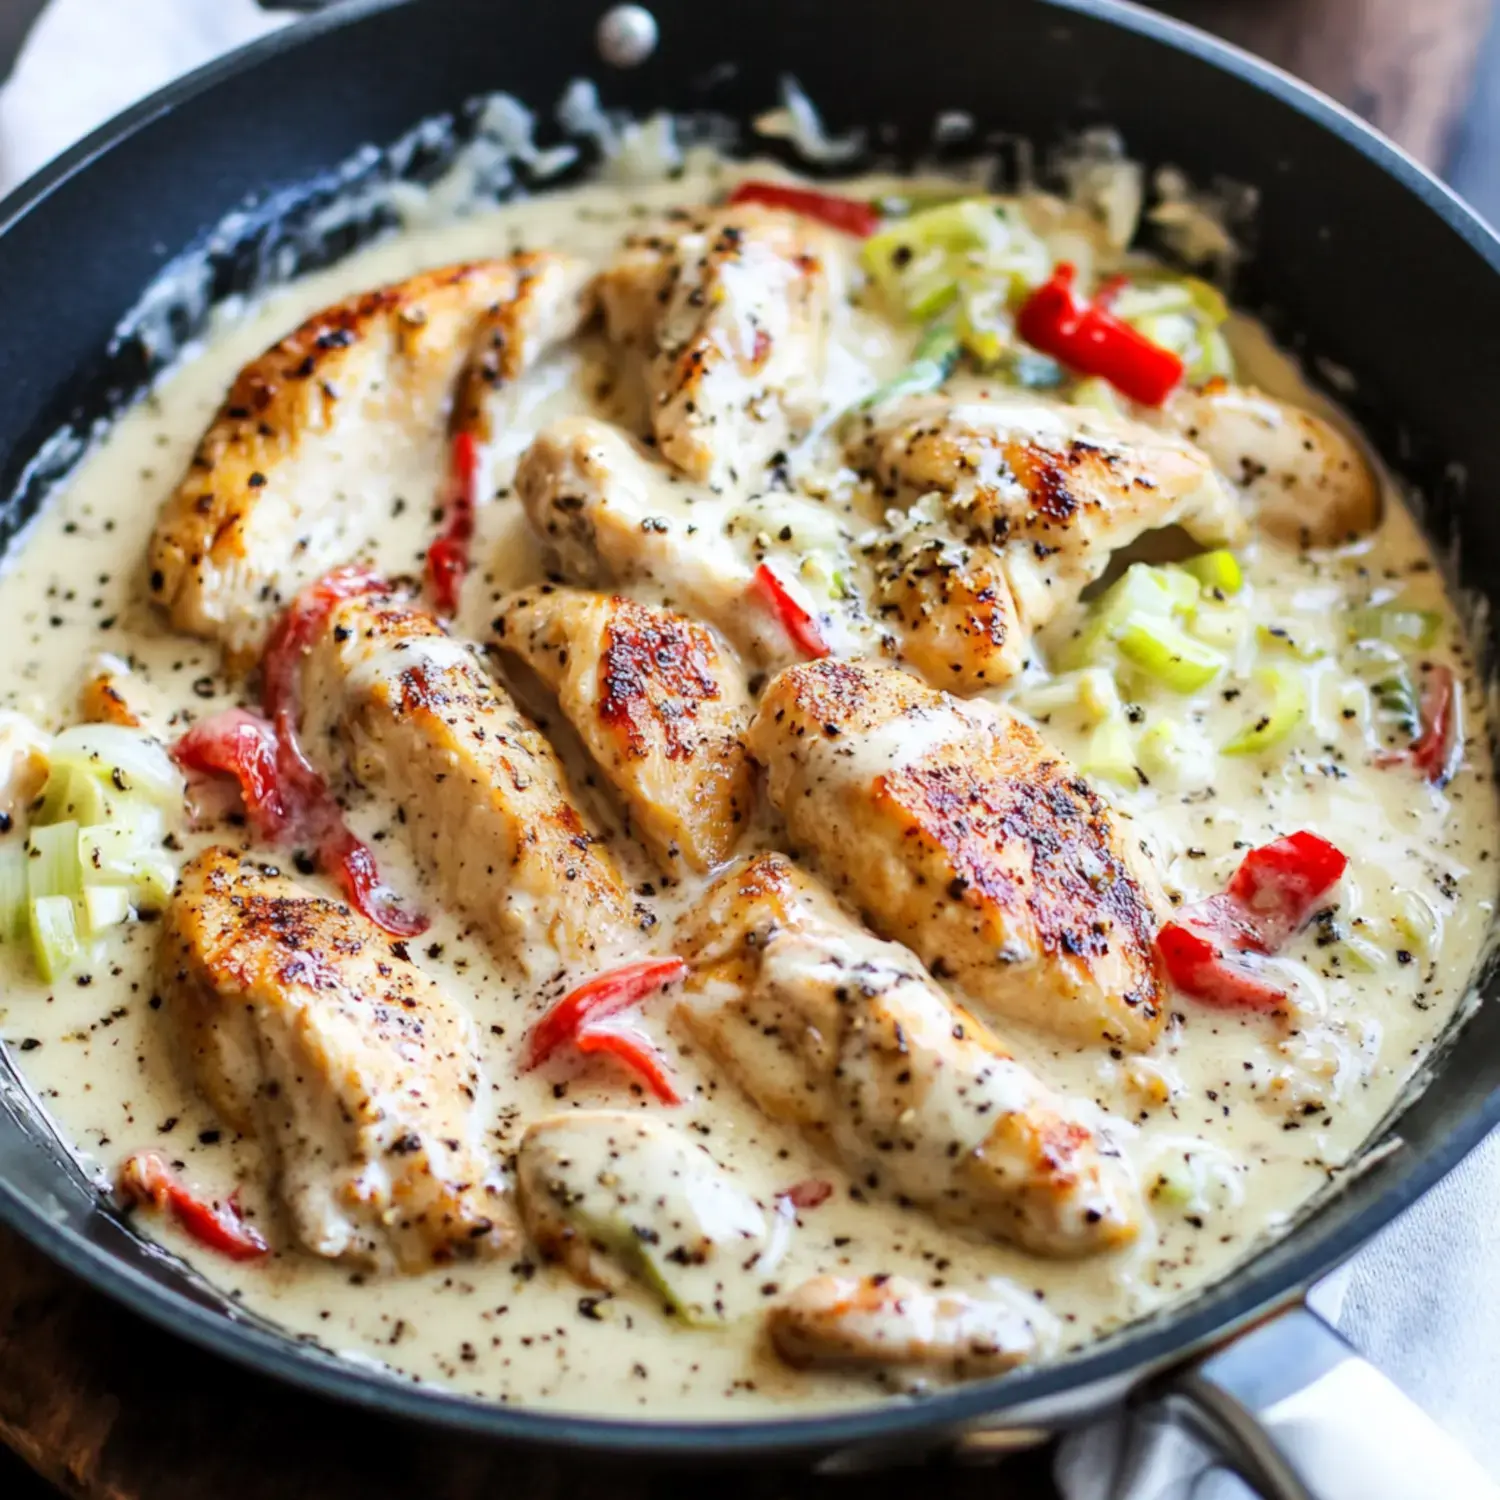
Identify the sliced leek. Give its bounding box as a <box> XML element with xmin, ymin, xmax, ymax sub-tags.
<box><xmin>0</xmin><ymin>849</ymin><xmax>26</xmax><ymax>943</ymax></box>
<box><xmin>82</xmin><ymin>884</ymin><xmax>133</xmax><ymax>936</ymax></box>
<box><xmin>47</xmin><ymin>724</ymin><xmax>184</xmax><ymax>809</ymax></box>
<box><xmin>28</xmin><ymin>896</ymin><xmax>80</xmax><ymax>983</ymax></box>
<box><xmin>1117</xmin><ymin>617</ymin><xmax>1225</xmax><ymax>692</ymax></box>
<box><xmin>1346</xmin><ymin>606</ymin><xmax>1442</xmax><ymax>650</ymax></box>
<box><xmin>1180</xmin><ymin>549</ymin><xmax>1243</xmax><ymax>596</ymax></box>
<box><xmin>1223</xmin><ymin>667</ymin><xmax>1307</xmax><ymax>755</ymax></box>
<box><xmin>1082</xmin><ymin>715</ymin><xmax>1139</xmax><ymax>786</ymax></box>
<box><xmin>27</xmin><ymin>821</ymin><xmax>82</xmax><ymax>902</ymax></box>
<box><xmin>1257</xmin><ymin>623</ymin><xmax>1325</xmax><ymax>661</ymax></box>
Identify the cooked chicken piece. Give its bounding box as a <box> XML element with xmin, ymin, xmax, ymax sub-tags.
<box><xmin>0</xmin><ymin>712</ymin><xmax>48</xmax><ymax>828</ymax></box>
<box><xmin>295</xmin><ymin>585</ymin><xmax>641</xmax><ymax>973</ymax></box>
<box><xmin>515</xmin><ymin>1110</ymin><xmax>767</xmax><ymax>1323</ymax></box>
<box><xmin>494</xmin><ymin>587</ymin><xmax>753</xmax><ymax>871</ymax></box>
<box><xmin>846</xmin><ymin>392</ymin><xmax>1245</xmax><ymax>690</ymax></box>
<box><xmin>160</xmin><ymin>846</ymin><xmax>509</xmax><ymax>1270</ymax></box>
<box><xmin>677</xmin><ymin>854</ymin><xmax>1142</xmax><ymax>1256</ymax></box>
<box><xmin>1166</xmin><ymin>381</ymin><xmax>1380</xmax><ymax>548</ymax></box>
<box><xmin>149</xmin><ymin>254</ymin><xmax>590</xmax><ymax>660</ymax></box>
<box><xmin>769</xmin><ymin>1275</ymin><xmax>1045</xmax><ymax>1379</ymax></box>
<box><xmin>515</xmin><ymin>416</ymin><xmax>788</xmax><ymax>664</ymax></box>
<box><xmin>595</xmin><ymin>206</ymin><xmax>835</xmax><ymax>489</ymax></box>
<box><xmin>450</xmin><ymin>252</ymin><xmax>594</xmax><ymax>445</ymax></box>
<box><xmin>748</xmin><ymin>660</ymin><xmax>1167</xmax><ymax>1050</ymax></box>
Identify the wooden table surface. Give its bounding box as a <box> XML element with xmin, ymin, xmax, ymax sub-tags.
<box><xmin>2</xmin><ymin>0</ymin><xmax>1495</xmax><ymax>1495</ymax></box>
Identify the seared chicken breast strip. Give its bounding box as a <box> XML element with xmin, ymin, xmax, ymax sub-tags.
<box><xmin>677</xmin><ymin>853</ymin><xmax>1142</xmax><ymax>1257</ymax></box>
<box><xmin>770</xmin><ymin>1274</ymin><xmax>1046</xmax><ymax>1379</ymax></box>
<box><xmin>295</xmin><ymin>585</ymin><xmax>641</xmax><ymax>973</ymax></box>
<box><xmin>514</xmin><ymin>416</ymin><xmax>790</xmax><ymax>664</ymax></box>
<box><xmin>160</xmin><ymin>847</ymin><xmax>509</xmax><ymax>1270</ymax></box>
<box><xmin>846</xmin><ymin>392</ymin><xmax>1245</xmax><ymax>690</ymax></box>
<box><xmin>595</xmin><ymin>206</ymin><xmax>835</xmax><ymax>489</ymax></box>
<box><xmin>149</xmin><ymin>254</ymin><xmax>589</xmax><ymax>660</ymax></box>
<box><xmin>749</xmin><ymin>660</ymin><xmax>1167</xmax><ymax>1050</ymax></box>
<box><xmin>1165</xmin><ymin>381</ymin><xmax>1380</xmax><ymax>548</ymax></box>
<box><xmin>515</xmin><ymin>1111</ymin><xmax>767</xmax><ymax>1323</ymax></box>
<box><xmin>495</xmin><ymin>587</ymin><xmax>754</xmax><ymax>872</ymax></box>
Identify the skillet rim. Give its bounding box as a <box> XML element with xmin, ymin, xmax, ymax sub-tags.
<box><xmin>0</xmin><ymin>0</ymin><xmax>1496</xmax><ymax>1456</ymax></box>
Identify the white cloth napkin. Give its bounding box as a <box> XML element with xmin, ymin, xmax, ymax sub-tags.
<box><xmin>0</xmin><ymin>4</ymin><xmax>1495</xmax><ymax>1495</ymax></box>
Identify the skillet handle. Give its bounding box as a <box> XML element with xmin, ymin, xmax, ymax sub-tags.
<box><xmin>1162</xmin><ymin>1301</ymin><xmax>1498</xmax><ymax>1499</ymax></box>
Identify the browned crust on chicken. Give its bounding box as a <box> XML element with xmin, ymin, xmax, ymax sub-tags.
<box><xmin>768</xmin><ymin>1274</ymin><xmax>1041</xmax><ymax>1378</ymax></box>
<box><xmin>160</xmin><ymin>846</ymin><xmax>510</xmax><ymax>1270</ymax></box>
<box><xmin>298</xmin><ymin>588</ymin><xmax>641</xmax><ymax>972</ymax></box>
<box><xmin>749</xmin><ymin>660</ymin><xmax>1167</xmax><ymax>1049</ymax></box>
<box><xmin>595</xmin><ymin>206</ymin><xmax>833</xmax><ymax>487</ymax></box>
<box><xmin>495</xmin><ymin>587</ymin><xmax>753</xmax><ymax>871</ymax></box>
<box><xmin>847</xmin><ymin>394</ymin><xmax>1244</xmax><ymax>691</ymax></box>
<box><xmin>450</xmin><ymin>252</ymin><xmax>593</xmax><ymax>445</ymax></box>
<box><xmin>149</xmin><ymin>255</ymin><xmax>588</xmax><ymax>660</ymax></box>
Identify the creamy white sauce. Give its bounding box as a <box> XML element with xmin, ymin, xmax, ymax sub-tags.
<box><xmin>0</xmin><ymin>152</ymin><xmax>1493</xmax><ymax>1421</ymax></box>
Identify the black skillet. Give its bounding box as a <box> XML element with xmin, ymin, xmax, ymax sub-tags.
<box><xmin>0</xmin><ymin>1</ymin><xmax>1496</xmax><ymax>1493</ymax></box>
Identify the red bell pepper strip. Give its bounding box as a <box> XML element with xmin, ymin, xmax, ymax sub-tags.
<box><xmin>172</xmin><ymin>708</ymin><xmax>289</xmax><ymax>840</ymax></box>
<box><xmin>174</xmin><ymin>568</ymin><xmax>427</xmax><ymax>937</ymax></box>
<box><xmin>525</xmin><ymin>957</ymin><xmax>687</xmax><ymax>1068</ymax></box>
<box><xmin>573</xmin><ymin>1019</ymin><xmax>683</xmax><ymax>1105</ymax></box>
<box><xmin>425</xmin><ymin>429</ymin><xmax>480</xmax><ymax>617</ymax></box>
<box><xmin>751</xmin><ymin>562</ymin><xmax>831</xmax><ymax>659</ymax></box>
<box><xmin>1155</xmin><ymin>916</ymin><xmax>1289</xmax><ymax>1012</ymax></box>
<box><xmin>118</xmin><ymin>1151</ymin><xmax>269</xmax><ymax>1262</ymax></box>
<box><xmin>728</xmin><ymin>180</ymin><xmax>880</xmax><ymax>238</ymax></box>
<box><xmin>1156</xmin><ymin>831</ymin><xmax>1348</xmax><ymax>1010</ymax></box>
<box><xmin>1017</xmin><ymin>263</ymin><xmax>1185</xmax><ymax>407</ymax></box>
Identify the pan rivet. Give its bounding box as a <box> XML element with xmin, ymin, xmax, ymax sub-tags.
<box><xmin>597</xmin><ymin>5</ymin><xmax>658</xmax><ymax>68</ymax></box>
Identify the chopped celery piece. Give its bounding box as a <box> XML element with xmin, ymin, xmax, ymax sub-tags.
<box><xmin>0</xmin><ymin>850</ymin><xmax>26</xmax><ymax>942</ymax></box>
<box><xmin>1223</xmin><ymin>667</ymin><xmax>1307</xmax><ymax>755</ymax></box>
<box><xmin>1190</xmin><ymin>603</ymin><xmax>1249</xmax><ymax>652</ymax></box>
<box><xmin>1117</xmin><ymin>617</ymin><xmax>1225</xmax><ymax>692</ymax></box>
<box><xmin>1346</xmin><ymin>606</ymin><xmax>1442</xmax><ymax>649</ymax></box>
<box><xmin>82</xmin><ymin>884</ymin><xmax>132</xmax><ymax>936</ymax></box>
<box><xmin>1180</xmin><ymin>549</ymin><xmax>1243</xmax><ymax>596</ymax></box>
<box><xmin>48</xmin><ymin>724</ymin><xmax>184</xmax><ymax>809</ymax></box>
<box><xmin>1082</xmin><ymin>716</ymin><xmax>1138</xmax><ymax>786</ymax></box>
<box><xmin>1071</xmin><ymin>376</ymin><xmax>1125</xmax><ymax>416</ymax></box>
<box><xmin>1257</xmin><ymin>623</ymin><xmax>1325</xmax><ymax>661</ymax></box>
<box><xmin>28</xmin><ymin>896</ymin><xmax>81</xmax><ymax>982</ymax></box>
<box><xmin>27</xmin><ymin>821</ymin><xmax>82</xmax><ymax>901</ymax></box>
